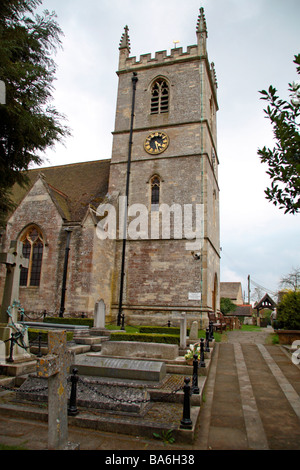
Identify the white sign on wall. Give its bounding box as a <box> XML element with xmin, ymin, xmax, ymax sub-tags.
<box><xmin>188</xmin><ymin>292</ymin><xmax>201</xmax><ymax>301</ymax></box>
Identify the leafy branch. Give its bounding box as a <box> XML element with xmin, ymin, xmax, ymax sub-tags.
<box><xmin>258</xmin><ymin>54</ymin><xmax>300</xmax><ymax>214</ymax></box>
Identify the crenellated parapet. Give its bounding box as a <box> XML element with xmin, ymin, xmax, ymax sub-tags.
<box><xmin>119</xmin><ymin>44</ymin><xmax>199</xmax><ymax>71</ymax></box>
<box><xmin>117</xmin><ymin>7</ymin><xmax>217</xmax><ymax>93</ymax></box>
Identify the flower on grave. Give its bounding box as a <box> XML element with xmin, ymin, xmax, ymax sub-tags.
<box><xmin>184</xmin><ymin>343</ymin><xmax>200</xmax><ymax>361</ymax></box>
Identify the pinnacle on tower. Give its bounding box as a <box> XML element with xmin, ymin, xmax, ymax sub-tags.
<box><xmin>119</xmin><ymin>25</ymin><xmax>131</xmax><ymax>52</ymax></box>
<box><xmin>196</xmin><ymin>7</ymin><xmax>208</xmax><ymax>36</ymax></box>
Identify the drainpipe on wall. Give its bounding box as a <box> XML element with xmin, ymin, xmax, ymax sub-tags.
<box><xmin>59</xmin><ymin>227</ymin><xmax>72</xmax><ymax>318</ymax></box>
<box><xmin>117</xmin><ymin>72</ymin><xmax>138</xmax><ymax>328</ymax></box>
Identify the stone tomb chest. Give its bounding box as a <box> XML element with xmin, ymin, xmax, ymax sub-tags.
<box><xmin>73</xmin><ymin>355</ymin><xmax>166</xmax><ymax>382</ymax></box>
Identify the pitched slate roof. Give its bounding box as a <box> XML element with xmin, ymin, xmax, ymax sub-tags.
<box><xmin>8</xmin><ymin>159</ymin><xmax>111</xmax><ymax>222</ymax></box>
<box><xmin>220</xmin><ymin>282</ymin><xmax>243</xmax><ymax>301</ymax></box>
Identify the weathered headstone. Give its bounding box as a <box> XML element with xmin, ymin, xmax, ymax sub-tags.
<box><xmin>189</xmin><ymin>321</ymin><xmax>198</xmax><ymax>341</ymax></box>
<box><xmin>0</xmin><ymin>241</ymin><xmax>29</xmax><ymax>323</ymax></box>
<box><xmin>180</xmin><ymin>312</ymin><xmax>187</xmax><ymax>349</ymax></box>
<box><xmin>0</xmin><ymin>241</ymin><xmax>31</xmax><ymax>362</ymax></box>
<box><xmin>94</xmin><ymin>299</ymin><xmax>105</xmax><ymax>329</ymax></box>
<box><xmin>36</xmin><ymin>330</ymin><xmax>79</xmax><ymax>450</ymax></box>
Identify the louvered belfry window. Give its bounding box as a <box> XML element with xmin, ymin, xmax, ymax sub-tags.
<box><xmin>151</xmin><ymin>79</ymin><xmax>169</xmax><ymax>114</ymax></box>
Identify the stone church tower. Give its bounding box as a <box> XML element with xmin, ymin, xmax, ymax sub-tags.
<box><xmin>0</xmin><ymin>8</ymin><xmax>219</xmax><ymax>328</ymax></box>
<box><xmin>108</xmin><ymin>8</ymin><xmax>220</xmax><ymax>327</ymax></box>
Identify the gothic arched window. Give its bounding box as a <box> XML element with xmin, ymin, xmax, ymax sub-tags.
<box><xmin>151</xmin><ymin>78</ymin><xmax>169</xmax><ymax>114</ymax></box>
<box><xmin>151</xmin><ymin>176</ymin><xmax>160</xmax><ymax>210</ymax></box>
<box><xmin>20</xmin><ymin>226</ymin><xmax>44</xmax><ymax>287</ymax></box>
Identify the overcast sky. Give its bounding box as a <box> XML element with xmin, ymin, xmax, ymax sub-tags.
<box><xmin>34</xmin><ymin>0</ymin><xmax>300</xmax><ymax>302</ymax></box>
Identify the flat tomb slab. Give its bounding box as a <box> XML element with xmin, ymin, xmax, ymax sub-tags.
<box><xmin>19</xmin><ymin>321</ymin><xmax>89</xmax><ymax>331</ymax></box>
<box><xmin>73</xmin><ymin>356</ymin><xmax>166</xmax><ymax>382</ymax></box>
<box><xmin>100</xmin><ymin>341</ymin><xmax>178</xmax><ymax>360</ymax></box>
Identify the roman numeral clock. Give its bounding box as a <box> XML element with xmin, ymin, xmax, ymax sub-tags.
<box><xmin>144</xmin><ymin>131</ymin><xmax>169</xmax><ymax>155</ymax></box>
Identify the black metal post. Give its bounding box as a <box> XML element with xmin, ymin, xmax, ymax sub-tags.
<box><xmin>7</xmin><ymin>333</ymin><xmax>15</xmax><ymax>363</ymax></box>
<box><xmin>68</xmin><ymin>368</ymin><xmax>79</xmax><ymax>416</ymax></box>
<box><xmin>199</xmin><ymin>338</ymin><xmax>206</xmax><ymax>368</ymax></box>
<box><xmin>205</xmin><ymin>327</ymin><xmax>210</xmax><ymax>352</ymax></box>
<box><xmin>209</xmin><ymin>321</ymin><xmax>214</xmax><ymax>341</ymax></box>
<box><xmin>180</xmin><ymin>377</ymin><xmax>193</xmax><ymax>429</ymax></box>
<box><xmin>59</xmin><ymin>228</ymin><xmax>72</xmax><ymax>318</ymax></box>
<box><xmin>37</xmin><ymin>332</ymin><xmax>42</xmax><ymax>358</ymax></box>
<box><xmin>192</xmin><ymin>354</ymin><xmax>200</xmax><ymax>394</ymax></box>
<box><xmin>117</xmin><ymin>72</ymin><xmax>138</xmax><ymax>328</ymax></box>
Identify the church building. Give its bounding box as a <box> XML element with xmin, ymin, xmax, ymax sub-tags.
<box><xmin>0</xmin><ymin>8</ymin><xmax>220</xmax><ymax>328</ymax></box>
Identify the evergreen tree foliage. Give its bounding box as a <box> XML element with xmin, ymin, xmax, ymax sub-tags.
<box><xmin>277</xmin><ymin>290</ymin><xmax>300</xmax><ymax>330</ymax></box>
<box><xmin>0</xmin><ymin>0</ymin><xmax>70</xmax><ymax>225</ymax></box>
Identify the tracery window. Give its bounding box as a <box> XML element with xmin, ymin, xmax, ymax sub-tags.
<box><xmin>151</xmin><ymin>78</ymin><xmax>169</xmax><ymax>114</ymax></box>
<box><xmin>20</xmin><ymin>226</ymin><xmax>44</xmax><ymax>287</ymax></box>
<box><xmin>151</xmin><ymin>176</ymin><xmax>160</xmax><ymax>210</ymax></box>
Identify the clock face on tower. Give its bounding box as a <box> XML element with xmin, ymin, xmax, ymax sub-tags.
<box><xmin>144</xmin><ymin>132</ymin><xmax>169</xmax><ymax>155</ymax></box>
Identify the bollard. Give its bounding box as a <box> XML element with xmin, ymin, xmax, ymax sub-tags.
<box><xmin>68</xmin><ymin>368</ymin><xmax>79</xmax><ymax>416</ymax></box>
<box><xmin>37</xmin><ymin>332</ymin><xmax>42</xmax><ymax>358</ymax></box>
<box><xmin>199</xmin><ymin>338</ymin><xmax>206</xmax><ymax>368</ymax></box>
<box><xmin>180</xmin><ymin>377</ymin><xmax>193</xmax><ymax>429</ymax></box>
<box><xmin>7</xmin><ymin>333</ymin><xmax>15</xmax><ymax>363</ymax></box>
<box><xmin>192</xmin><ymin>354</ymin><xmax>200</xmax><ymax>394</ymax></box>
<box><xmin>205</xmin><ymin>327</ymin><xmax>210</xmax><ymax>352</ymax></box>
<box><xmin>209</xmin><ymin>321</ymin><xmax>214</xmax><ymax>341</ymax></box>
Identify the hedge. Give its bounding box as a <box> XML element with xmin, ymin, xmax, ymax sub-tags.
<box><xmin>44</xmin><ymin>317</ymin><xmax>94</xmax><ymax>327</ymax></box>
<box><xmin>28</xmin><ymin>329</ymin><xmax>73</xmax><ymax>342</ymax></box>
<box><xmin>138</xmin><ymin>326</ymin><xmax>191</xmax><ymax>335</ymax></box>
<box><xmin>138</xmin><ymin>326</ymin><xmax>180</xmax><ymax>335</ymax></box>
<box><xmin>110</xmin><ymin>332</ymin><xmax>180</xmax><ymax>345</ymax></box>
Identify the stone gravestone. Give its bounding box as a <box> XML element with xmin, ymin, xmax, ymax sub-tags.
<box><xmin>0</xmin><ymin>241</ymin><xmax>31</xmax><ymax>362</ymax></box>
<box><xmin>94</xmin><ymin>299</ymin><xmax>105</xmax><ymax>329</ymax></box>
<box><xmin>180</xmin><ymin>312</ymin><xmax>187</xmax><ymax>349</ymax></box>
<box><xmin>189</xmin><ymin>321</ymin><xmax>198</xmax><ymax>341</ymax></box>
<box><xmin>36</xmin><ymin>330</ymin><xmax>79</xmax><ymax>450</ymax></box>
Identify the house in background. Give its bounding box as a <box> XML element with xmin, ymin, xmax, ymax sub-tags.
<box><xmin>220</xmin><ymin>282</ymin><xmax>253</xmax><ymax>322</ymax></box>
<box><xmin>220</xmin><ymin>282</ymin><xmax>244</xmax><ymax>305</ymax></box>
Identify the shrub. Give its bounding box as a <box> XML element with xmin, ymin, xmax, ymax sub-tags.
<box><xmin>110</xmin><ymin>332</ymin><xmax>180</xmax><ymax>345</ymax></box>
<box><xmin>277</xmin><ymin>291</ymin><xmax>300</xmax><ymax>330</ymax></box>
<box><xmin>44</xmin><ymin>317</ymin><xmax>93</xmax><ymax>327</ymax></box>
<box><xmin>28</xmin><ymin>329</ymin><xmax>73</xmax><ymax>342</ymax></box>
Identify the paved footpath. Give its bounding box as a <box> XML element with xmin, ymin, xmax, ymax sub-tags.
<box><xmin>0</xmin><ymin>329</ymin><xmax>300</xmax><ymax>451</ymax></box>
<box><xmin>195</xmin><ymin>330</ymin><xmax>300</xmax><ymax>450</ymax></box>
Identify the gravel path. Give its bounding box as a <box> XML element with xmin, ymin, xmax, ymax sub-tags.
<box><xmin>225</xmin><ymin>328</ymin><xmax>275</xmax><ymax>344</ymax></box>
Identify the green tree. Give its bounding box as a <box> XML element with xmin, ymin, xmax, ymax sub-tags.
<box><xmin>0</xmin><ymin>0</ymin><xmax>70</xmax><ymax>226</ymax></box>
<box><xmin>258</xmin><ymin>54</ymin><xmax>300</xmax><ymax>214</ymax></box>
<box><xmin>276</xmin><ymin>290</ymin><xmax>300</xmax><ymax>330</ymax></box>
<box><xmin>220</xmin><ymin>297</ymin><xmax>237</xmax><ymax>315</ymax></box>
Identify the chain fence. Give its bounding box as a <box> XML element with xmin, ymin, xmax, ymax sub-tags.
<box><xmin>0</xmin><ymin>373</ymin><xmax>184</xmax><ymax>403</ymax></box>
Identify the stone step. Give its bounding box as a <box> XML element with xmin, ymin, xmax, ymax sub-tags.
<box><xmin>90</xmin><ymin>344</ymin><xmax>102</xmax><ymax>352</ymax></box>
<box><xmin>74</xmin><ymin>336</ymin><xmax>109</xmax><ymax>346</ymax></box>
<box><xmin>89</xmin><ymin>328</ymin><xmax>111</xmax><ymax>337</ymax></box>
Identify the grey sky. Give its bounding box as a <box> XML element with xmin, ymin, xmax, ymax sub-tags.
<box><xmin>35</xmin><ymin>0</ymin><xmax>300</xmax><ymax>301</ymax></box>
